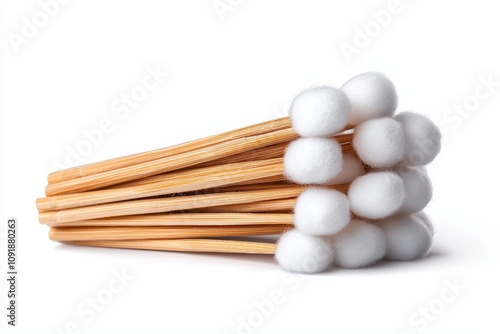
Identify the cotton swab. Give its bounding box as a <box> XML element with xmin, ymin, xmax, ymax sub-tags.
<box><xmin>38</xmin><ymin>183</ymin><xmax>349</xmax><ymax>224</ymax></box>
<box><xmin>38</xmin><ymin>187</ymin><xmax>310</xmax><ymax>224</ymax></box>
<box><xmin>45</xmin><ymin>127</ymin><xmax>355</xmax><ymax>196</ymax></box>
<box><xmin>37</xmin><ymin>158</ymin><xmax>284</xmax><ymax>211</ymax></box>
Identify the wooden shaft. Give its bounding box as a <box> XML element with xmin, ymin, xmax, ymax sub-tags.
<box><xmin>199</xmin><ymin>198</ymin><xmax>296</xmax><ymax>213</ymax></box>
<box><xmin>103</xmin><ymin>163</ymin><xmax>285</xmax><ymax>190</ymax></box>
<box><xmin>219</xmin><ymin>182</ymin><xmax>348</xmax><ymax>194</ymax></box>
<box><xmin>37</xmin><ymin>159</ymin><xmax>283</xmax><ymax>212</ymax></box>
<box><xmin>212</xmin><ymin>182</ymin><xmax>293</xmax><ymax>193</ymax></box>
<box><xmin>62</xmin><ymin>238</ymin><xmax>277</xmax><ymax>254</ymax></box>
<box><xmin>43</xmin><ymin>213</ymin><xmax>293</xmax><ymax>227</ymax></box>
<box><xmin>38</xmin><ymin>187</ymin><xmax>304</xmax><ymax>224</ymax></box>
<box><xmin>192</xmin><ymin>141</ymin><xmax>288</xmax><ymax>169</ymax></box>
<box><xmin>105</xmin><ymin>159</ymin><xmax>274</xmax><ymax>189</ymax></box>
<box><xmin>47</xmin><ymin>117</ymin><xmax>291</xmax><ymax>184</ymax></box>
<box><xmin>45</xmin><ymin>128</ymin><xmax>297</xmax><ymax>196</ymax></box>
<box><xmin>225</xmin><ymin>175</ymin><xmax>286</xmax><ymax>187</ymax></box>
<box><xmin>49</xmin><ymin>224</ymin><xmax>290</xmax><ymax>242</ymax></box>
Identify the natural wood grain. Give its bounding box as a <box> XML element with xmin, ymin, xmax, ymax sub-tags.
<box><xmin>49</xmin><ymin>224</ymin><xmax>290</xmax><ymax>242</ymax></box>
<box><xmin>45</xmin><ymin>128</ymin><xmax>297</xmax><ymax>196</ymax></box>
<box><xmin>37</xmin><ymin>159</ymin><xmax>283</xmax><ymax>211</ymax></box>
<box><xmin>47</xmin><ymin>117</ymin><xmax>291</xmax><ymax>184</ymax></box>
<box><xmin>38</xmin><ymin>187</ymin><xmax>304</xmax><ymax>224</ymax></box>
<box><xmin>44</xmin><ymin>213</ymin><xmax>293</xmax><ymax>227</ymax></box>
<box><xmin>199</xmin><ymin>198</ymin><xmax>296</xmax><ymax>213</ymax></box>
<box><xmin>62</xmin><ymin>238</ymin><xmax>277</xmax><ymax>254</ymax></box>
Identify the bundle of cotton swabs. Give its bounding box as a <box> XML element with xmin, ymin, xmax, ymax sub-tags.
<box><xmin>37</xmin><ymin>72</ymin><xmax>441</xmax><ymax>274</ymax></box>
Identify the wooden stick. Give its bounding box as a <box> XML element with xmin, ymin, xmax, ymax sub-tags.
<box><xmin>49</xmin><ymin>224</ymin><xmax>290</xmax><ymax>242</ymax></box>
<box><xmin>38</xmin><ymin>187</ymin><xmax>305</xmax><ymax>224</ymax></box>
<box><xmin>190</xmin><ymin>141</ymin><xmax>288</xmax><ymax>169</ymax></box>
<box><xmin>218</xmin><ymin>182</ymin><xmax>348</xmax><ymax>194</ymax></box>
<box><xmin>43</xmin><ymin>213</ymin><xmax>293</xmax><ymax>227</ymax></box>
<box><xmin>198</xmin><ymin>199</ymin><xmax>294</xmax><ymax>213</ymax></box>
<box><xmin>47</xmin><ymin>117</ymin><xmax>291</xmax><ymax>184</ymax></box>
<box><xmin>102</xmin><ymin>159</ymin><xmax>284</xmax><ymax>190</ymax></box>
<box><xmin>104</xmin><ymin>164</ymin><xmax>285</xmax><ymax>190</ymax></box>
<box><xmin>220</xmin><ymin>175</ymin><xmax>286</xmax><ymax>188</ymax></box>
<box><xmin>45</xmin><ymin>128</ymin><xmax>297</xmax><ymax>196</ymax></box>
<box><xmin>62</xmin><ymin>238</ymin><xmax>277</xmax><ymax>254</ymax></box>
<box><xmin>37</xmin><ymin>159</ymin><xmax>284</xmax><ymax>212</ymax></box>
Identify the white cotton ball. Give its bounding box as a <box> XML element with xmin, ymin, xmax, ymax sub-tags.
<box><xmin>326</xmin><ymin>153</ymin><xmax>365</xmax><ymax>185</ymax></box>
<box><xmin>294</xmin><ymin>188</ymin><xmax>351</xmax><ymax>236</ymax></box>
<box><xmin>283</xmin><ymin>137</ymin><xmax>343</xmax><ymax>184</ymax></box>
<box><xmin>353</xmin><ymin>117</ymin><xmax>405</xmax><ymax>168</ymax></box>
<box><xmin>348</xmin><ymin>171</ymin><xmax>405</xmax><ymax>219</ymax></box>
<box><xmin>398</xmin><ymin>165</ymin><xmax>433</xmax><ymax>213</ymax></box>
<box><xmin>377</xmin><ymin>214</ymin><xmax>433</xmax><ymax>261</ymax></box>
<box><xmin>395</xmin><ymin>111</ymin><xmax>442</xmax><ymax>166</ymax></box>
<box><xmin>329</xmin><ymin>220</ymin><xmax>387</xmax><ymax>268</ymax></box>
<box><xmin>275</xmin><ymin>230</ymin><xmax>334</xmax><ymax>273</ymax></box>
<box><xmin>290</xmin><ymin>86</ymin><xmax>350</xmax><ymax>137</ymax></box>
<box><xmin>414</xmin><ymin>211</ymin><xmax>435</xmax><ymax>236</ymax></box>
<box><xmin>341</xmin><ymin>72</ymin><xmax>398</xmax><ymax>126</ymax></box>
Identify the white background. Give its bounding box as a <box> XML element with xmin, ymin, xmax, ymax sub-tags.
<box><xmin>1</xmin><ymin>0</ymin><xmax>499</xmax><ymax>333</ymax></box>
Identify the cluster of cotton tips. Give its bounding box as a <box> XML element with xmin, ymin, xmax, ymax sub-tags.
<box><xmin>275</xmin><ymin>72</ymin><xmax>441</xmax><ymax>273</ymax></box>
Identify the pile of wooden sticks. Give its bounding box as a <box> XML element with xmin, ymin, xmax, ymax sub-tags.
<box><xmin>37</xmin><ymin>71</ymin><xmax>442</xmax><ymax>274</ymax></box>
<box><xmin>36</xmin><ymin>117</ymin><xmax>355</xmax><ymax>255</ymax></box>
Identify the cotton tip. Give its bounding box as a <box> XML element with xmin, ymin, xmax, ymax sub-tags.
<box><xmin>283</xmin><ymin>137</ymin><xmax>343</xmax><ymax>184</ymax></box>
<box><xmin>294</xmin><ymin>188</ymin><xmax>351</xmax><ymax>236</ymax></box>
<box><xmin>377</xmin><ymin>214</ymin><xmax>433</xmax><ymax>261</ymax></box>
<box><xmin>341</xmin><ymin>72</ymin><xmax>398</xmax><ymax>126</ymax></box>
<box><xmin>395</xmin><ymin>111</ymin><xmax>442</xmax><ymax>166</ymax></box>
<box><xmin>326</xmin><ymin>153</ymin><xmax>365</xmax><ymax>185</ymax></box>
<box><xmin>414</xmin><ymin>211</ymin><xmax>435</xmax><ymax>236</ymax></box>
<box><xmin>398</xmin><ymin>166</ymin><xmax>433</xmax><ymax>213</ymax></box>
<box><xmin>275</xmin><ymin>230</ymin><xmax>334</xmax><ymax>273</ymax></box>
<box><xmin>289</xmin><ymin>86</ymin><xmax>350</xmax><ymax>137</ymax></box>
<box><xmin>348</xmin><ymin>171</ymin><xmax>405</xmax><ymax>219</ymax></box>
<box><xmin>353</xmin><ymin>117</ymin><xmax>405</xmax><ymax>168</ymax></box>
<box><xmin>329</xmin><ymin>220</ymin><xmax>387</xmax><ymax>268</ymax></box>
